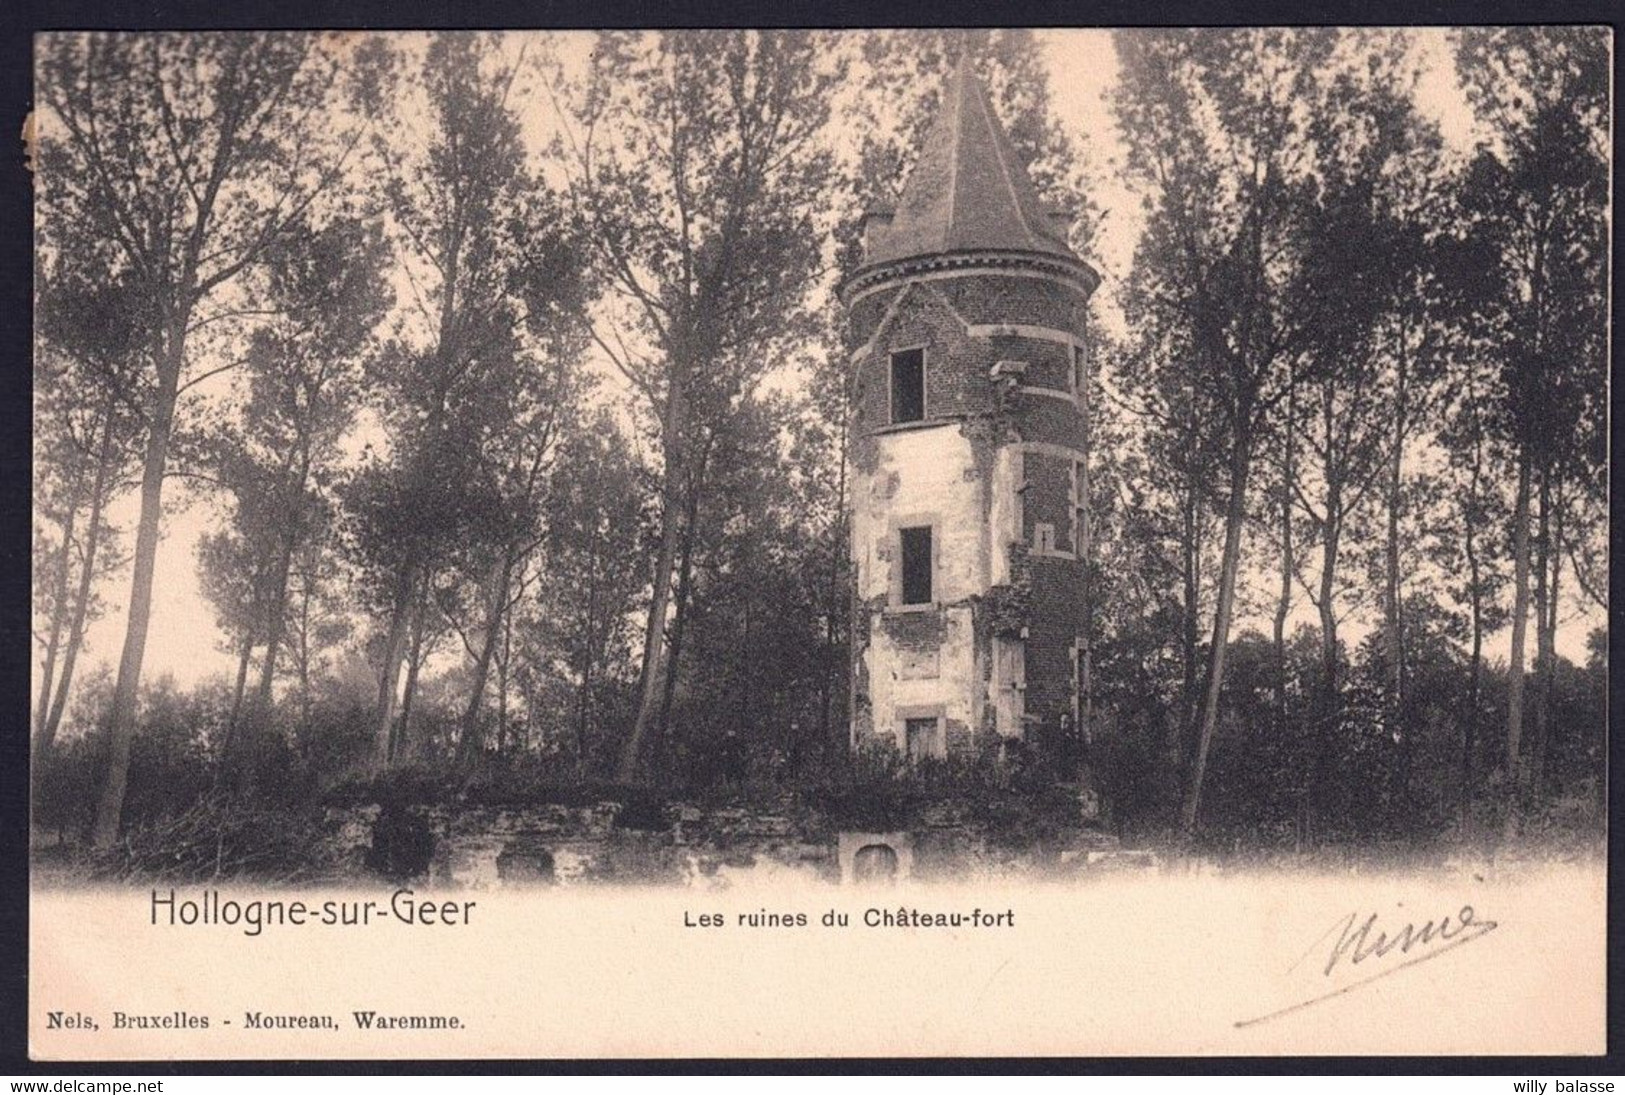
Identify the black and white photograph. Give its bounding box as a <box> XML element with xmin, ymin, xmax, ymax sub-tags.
<box><xmin>25</xmin><ymin>25</ymin><xmax>1611</xmax><ymax>1060</ymax></box>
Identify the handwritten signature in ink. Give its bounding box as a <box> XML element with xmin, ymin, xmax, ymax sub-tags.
<box><xmin>1235</xmin><ymin>903</ymin><xmax>1499</xmax><ymax>1028</ymax></box>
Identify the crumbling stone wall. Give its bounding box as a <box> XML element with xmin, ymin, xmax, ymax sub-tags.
<box><xmin>319</xmin><ymin>796</ymin><xmax>1123</xmax><ymax>890</ymax></box>
<box><xmin>325</xmin><ymin>798</ymin><xmax>841</xmax><ymax>890</ymax></box>
<box><xmin>849</xmin><ymin>420</ymin><xmax>985</xmax><ymax>755</ymax></box>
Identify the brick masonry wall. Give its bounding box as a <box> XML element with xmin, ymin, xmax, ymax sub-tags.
<box><xmin>930</xmin><ymin>273</ymin><xmax>1089</xmax><ymax>331</ymax></box>
<box><xmin>1025</xmin><ymin>560</ymin><xmax>1088</xmax><ymax>733</ymax></box>
<box><xmin>988</xmin><ymin>333</ymin><xmax>1072</xmax><ymax>392</ymax></box>
<box><xmin>850</xmin><ymin>288</ymin><xmax>992</xmax><ymax>441</ymax></box>
<box><xmin>1021</xmin><ymin>449</ymin><xmax>1076</xmax><ymax>551</ymax></box>
<box><xmin>1015</xmin><ymin>395</ymin><xmax>1088</xmax><ymax>451</ymax></box>
<box><xmin>848</xmin><ymin>274</ymin><xmax>1088</xmax><ymax>467</ymax></box>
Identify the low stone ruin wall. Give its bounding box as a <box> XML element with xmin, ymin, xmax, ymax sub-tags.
<box><xmin>319</xmin><ymin>798</ymin><xmax>1129</xmax><ymax>889</ymax></box>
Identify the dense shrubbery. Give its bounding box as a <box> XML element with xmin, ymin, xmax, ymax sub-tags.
<box><xmin>76</xmin><ymin>794</ymin><xmax>336</xmax><ymax>883</ymax></box>
<box><xmin>31</xmin><ymin>615</ymin><xmax>1605</xmax><ymax>883</ymax></box>
<box><xmin>1091</xmin><ymin>623</ymin><xmax>1607</xmax><ymax>852</ymax></box>
<box><xmin>33</xmin><ymin>677</ymin><xmax>376</xmax><ymax>859</ymax></box>
<box><xmin>802</xmin><ymin>737</ymin><xmax>1085</xmax><ymax>842</ymax></box>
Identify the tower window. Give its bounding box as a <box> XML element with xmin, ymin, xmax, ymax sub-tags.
<box><xmin>1072</xmin><ymin>343</ymin><xmax>1087</xmax><ymax>399</ymax></box>
<box><xmin>890</xmin><ymin>348</ymin><xmax>926</xmax><ymax>424</ymax></box>
<box><xmin>905</xmin><ymin>717</ymin><xmax>945</xmax><ymax>763</ymax></box>
<box><xmin>899</xmin><ymin>525</ymin><xmax>933</xmax><ymax>605</ymax></box>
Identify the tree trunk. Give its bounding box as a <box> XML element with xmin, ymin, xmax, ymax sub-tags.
<box><xmin>1506</xmin><ymin>222</ymin><xmax>1547</xmax><ymax>824</ymax></box>
<box><xmin>576</xmin><ymin>534</ymin><xmax>599</xmax><ymax>775</ymax></box>
<box><xmin>1529</xmin><ymin>462</ymin><xmax>1555</xmax><ymax>798</ymax></box>
<box><xmin>1272</xmin><ymin>386</ymin><xmax>1295</xmax><ymax>734</ymax></box>
<box><xmin>220</xmin><ymin>630</ymin><xmax>255</xmax><ymax>764</ymax></box>
<box><xmin>620</xmin><ymin>376</ymin><xmax>688</xmax><ymax>782</ymax></box>
<box><xmin>496</xmin><ymin>585</ymin><xmax>514</xmax><ymax>755</ymax></box>
<box><xmin>1386</xmin><ymin>320</ymin><xmax>1408</xmax><ymax>730</ymax></box>
<box><xmin>655</xmin><ymin>523</ymin><xmax>697</xmax><ymax>768</ymax></box>
<box><xmin>296</xmin><ymin>567</ymin><xmax>314</xmax><ymax>730</ymax></box>
<box><xmin>42</xmin><ymin>404</ymin><xmax>119</xmax><ymax>752</ymax></box>
<box><xmin>1172</xmin><ymin>481</ymin><xmax>1201</xmax><ymax>766</ymax></box>
<box><xmin>373</xmin><ymin>555</ymin><xmax>418</xmax><ymax>769</ymax></box>
<box><xmin>1536</xmin><ymin>492</ymin><xmax>1563</xmax><ymax>792</ymax></box>
<box><xmin>1312</xmin><ymin>498</ymin><xmax>1343</xmax><ymax>833</ymax></box>
<box><xmin>1464</xmin><ymin>517</ymin><xmax>1483</xmax><ymax>828</ymax></box>
<box><xmin>92</xmin><ymin>323</ymin><xmax>185</xmax><ymax>849</ymax></box>
<box><xmin>1460</xmin><ymin>379</ymin><xmax>1489</xmax><ymax>829</ymax></box>
<box><xmin>521</xmin><ymin>681</ymin><xmax>535</xmax><ymax>754</ymax></box>
<box><xmin>395</xmin><ymin>575</ymin><xmax>428</xmax><ymax>763</ymax></box>
<box><xmin>656</xmin><ymin>446</ymin><xmax>708</xmax><ymax>757</ymax></box>
<box><xmin>457</xmin><ymin>548</ymin><xmax>516</xmax><ymax>767</ymax></box>
<box><xmin>249</xmin><ymin>527</ymin><xmax>299</xmax><ymax>739</ymax></box>
<box><xmin>253</xmin><ymin>446</ymin><xmax>312</xmax><ymax>724</ymax></box>
<box><xmin>1504</xmin><ymin>450</ymin><xmax>1533</xmax><ymax>817</ymax></box>
<box><xmin>34</xmin><ymin>497</ymin><xmax>79</xmax><ymax>747</ymax></box>
<box><xmin>1181</xmin><ymin>436</ymin><xmax>1252</xmax><ymax>837</ymax></box>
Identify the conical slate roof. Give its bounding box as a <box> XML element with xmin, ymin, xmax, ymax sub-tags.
<box><xmin>864</xmin><ymin>56</ymin><xmax>1076</xmax><ymax>266</ymax></box>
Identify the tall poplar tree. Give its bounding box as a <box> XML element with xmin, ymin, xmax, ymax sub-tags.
<box><xmin>347</xmin><ymin>33</ymin><xmax>592</xmax><ymax>768</ymax></box>
<box><xmin>38</xmin><ymin>32</ymin><xmax>373</xmax><ymax>846</ymax></box>
<box><xmin>1453</xmin><ymin>28</ymin><xmax>1607</xmax><ymax>814</ymax></box>
<box><xmin>556</xmin><ymin>30</ymin><xmax>843</xmax><ymax>782</ymax></box>
<box><xmin>1113</xmin><ymin>29</ymin><xmax>1339</xmax><ymax>837</ymax></box>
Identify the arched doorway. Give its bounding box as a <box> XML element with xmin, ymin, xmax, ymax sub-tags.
<box><xmin>853</xmin><ymin>843</ymin><xmax>899</xmax><ymax>882</ymax></box>
<box><xmin>497</xmin><ymin>844</ymin><xmax>557</xmax><ymax>885</ymax></box>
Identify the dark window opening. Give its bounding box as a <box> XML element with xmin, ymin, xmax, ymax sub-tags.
<box><xmin>899</xmin><ymin>525</ymin><xmax>933</xmax><ymax>605</ymax></box>
<box><xmin>1072</xmin><ymin>343</ymin><xmax>1086</xmax><ymax>396</ymax></box>
<box><xmin>890</xmin><ymin>348</ymin><xmax>925</xmax><ymax>423</ymax></box>
<box><xmin>905</xmin><ymin>717</ymin><xmax>944</xmax><ymax>763</ymax></box>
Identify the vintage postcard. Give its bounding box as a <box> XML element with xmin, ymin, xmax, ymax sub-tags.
<box><xmin>28</xmin><ymin>27</ymin><xmax>1609</xmax><ymax>1060</ymax></box>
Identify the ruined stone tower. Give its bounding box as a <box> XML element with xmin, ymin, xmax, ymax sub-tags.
<box><xmin>841</xmin><ymin>58</ymin><xmax>1100</xmax><ymax>763</ymax></box>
